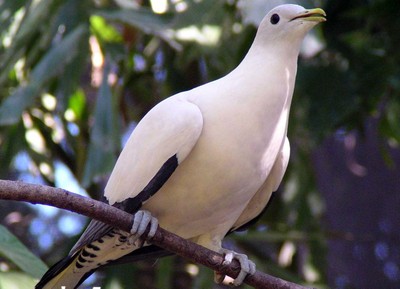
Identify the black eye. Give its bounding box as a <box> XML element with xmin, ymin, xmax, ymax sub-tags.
<box><xmin>270</xmin><ymin>13</ymin><xmax>280</xmax><ymax>25</ymax></box>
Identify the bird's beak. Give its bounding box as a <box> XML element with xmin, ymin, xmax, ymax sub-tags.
<box><xmin>291</xmin><ymin>8</ymin><xmax>327</xmax><ymax>22</ymax></box>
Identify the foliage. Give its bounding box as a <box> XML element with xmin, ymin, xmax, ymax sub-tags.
<box><xmin>0</xmin><ymin>0</ymin><xmax>399</xmax><ymax>288</ymax></box>
<box><xmin>0</xmin><ymin>224</ymin><xmax>47</xmax><ymax>278</ymax></box>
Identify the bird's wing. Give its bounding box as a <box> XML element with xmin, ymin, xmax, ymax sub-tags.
<box><xmin>230</xmin><ymin>137</ymin><xmax>290</xmax><ymax>232</ymax></box>
<box><xmin>71</xmin><ymin>96</ymin><xmax>203</xmax><ymax>253</ymax></box>
<box><xmin>105</xmin><ymin>95</ymin><xmax>203</xmax><ymax>205</ymax></box>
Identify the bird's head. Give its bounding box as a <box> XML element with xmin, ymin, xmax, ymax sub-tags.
<box><xmin>255</xmin><ymin>4</ymin><xmax>326</xmax><ymax>50</ymax></box>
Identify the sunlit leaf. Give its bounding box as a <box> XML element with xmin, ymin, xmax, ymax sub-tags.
<box><xmin>90</xmin><ymin>15</ymin><xmax>122</xmax><ymax>43</ymax></box>
<box><xmin>10</xmin><ymin>0</ymin><xmax>60</xmax><ymax>45</ymax></box>
<box><xmin>93</xmin><ymin>8</ymin><xmax>181</xmax><ymax>49</ymax></box>
<box><xmin>0</xmin><ymin>225</ymin><xmax>48</xmax><ymax>278</ymax></box>
<box><xmin>67</xmin><ymin>89</ymin><xmax>87</xmax><ymax>121</ymax></box>
<box><xmin>171</xmin><ymin>0</ymin><xmax>225</xmax><ymax>29</ymax></box>
<box><xmin>0</xmin><ymin>0</ymin><xmax>25</xmax><ymax>36</ymax></box>
<box><xmin>0</xmin><ymin>271</ymin><xmax>38</xmax><ymax>289</ymax></box>
<box><xmin>0</xmin><ymin>0</ymin><xmax>62</xmax><ymax>84</ymax></box>
<box><xmin>0</xmin><ymin>25</ymin><xmax>88</xmax><ymax>125</ymax></box>
<box><xmin>94</xmin><ymin>8</ymin><xmax>174</xmax><ymax>35</ymax></box>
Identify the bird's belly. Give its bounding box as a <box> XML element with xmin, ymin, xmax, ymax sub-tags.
<box><xmin>142</xmin><ymin>132</ymin><xmax>278</xmax><ymax>241</ymax></box>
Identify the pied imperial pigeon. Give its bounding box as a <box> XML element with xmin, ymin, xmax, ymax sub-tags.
<box><xmin>36</xmin><ymin>4</ymin><xmax>326</xmax><ymax>288</ymax></box>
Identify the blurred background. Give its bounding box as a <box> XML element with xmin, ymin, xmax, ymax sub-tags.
<box><xmin>0</xmin><ymin>0</ymin><xmax>399</xmax><ymax>288</ymax></box>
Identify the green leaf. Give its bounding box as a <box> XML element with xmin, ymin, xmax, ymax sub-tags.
<box><xmin>68</xmin><ymin>89</ymin><xmax>87</xmax><ymax>121</ymax></box>
<box><xmin>0</xmin><ymin>0</ymin><xmax>25</xmax><ymax>36</ymax></box>
<box><xmin>10</xmin><ymin>0</ymin><xmax>61</xmax><ymax>47</ymax></box>
<box><xmin>90</xmin><ymin>15</ymin><xmax>122</xmax><ymax>43</ymax></box>
<box><xmin>31</xmin><ymin>25</ymin><xmax>88</xmax><ymax>83</ymax></box>
<box><xmin>0</xmin><ymin>272</ymin><xmax>38</xmax><ymax>289</ymax></box>
<box><xmin>156</xmin><ymin>257</ymin><xmax>174</xmax><ymax>289</ymax></box>
<box><xmin>0</xmin><ymin>25</ymin><xmax>88</xmax><ymax>125</ymax></box>
<box><xmin>171</xmin><ymin>0</ymin><xmax>225</xmax><ymax>29</ymax></box>
<box><xmin>94</xmin><ymin>8</ymin><xmax>174</xmax><ymax>35</ymax></box>
<box><xmin>0</xmin><ymin>121</ymin><xmax>27</xmax><ymax>176</ymax></box>
<box><xmin>93</xmin><ymin>7</ymin><xmax>180</xmax><ymax>50</ymax></box>
<box><xmin>82</xmin><ymin>64</ymin><xmax>120</xmax><ymax>187</ymax></box>
<box><xmin>0</xmin><ymin>0</ymin><xmax>62</xmax><ymax>84</ymax></box>
<box><xmin>0</xmin><ymin>225</ymin><xmax>48</xmax><ymax>279</ymax></box>
<box><xmin>55</xmin><ymin>33</ymin><xmax>90</xmax><ymax>110</ymax></box>
<box><xmin>0</xmin><ymin>84</ymin><xmax>40</xmax><ymax>125</ymax></box>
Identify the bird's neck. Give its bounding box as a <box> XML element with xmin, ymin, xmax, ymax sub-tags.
<box><xmin>230</xmin><ymin>41</ymin><xmax>300</xmax><ymax>108</ymax></box>
<box><xmin>220</xmin><ymin>41</ymin><xmax>301</xmax><ymax>133</ymax></box>
<box><xmin>239</xmin><ymin>39</ymin><xmax>301</xmax><ymax>75</ymax></box>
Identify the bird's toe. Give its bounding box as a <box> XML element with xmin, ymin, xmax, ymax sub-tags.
<box><xmin>219</xmin><ymin>249</ymin><xmax>256</xmax><ymax>286</ymax></box>
<box><xmin>129</xmin><ymin>210</ymin><xmax>158</xmax><ymax>245</ymax></box>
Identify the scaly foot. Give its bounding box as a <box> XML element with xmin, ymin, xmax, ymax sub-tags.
<box><xmin>215</xmin><ymin>249</ymin><xmax>256</xmax><ymax>286</ymax></box>
<box><xmin>128</xmin><ymin>210</ymin><xmax>158</xmax><ymax>245</ymax></box>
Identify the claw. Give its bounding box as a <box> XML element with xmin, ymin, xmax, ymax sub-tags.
<box><xmin>219</xmin><ymin>249</ymin><xmax>256</xmax><ymax>286</ymax></box>
<box><xmin>128</xmin><ymin>210</ymin><xmax>158</xmax><ymax>245</ymax></box>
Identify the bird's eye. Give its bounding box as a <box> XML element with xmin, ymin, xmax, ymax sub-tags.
<box><xmin>270</xmin><ymin>14</ymin><xmax>280</xmax><ymax>25</ymax></box>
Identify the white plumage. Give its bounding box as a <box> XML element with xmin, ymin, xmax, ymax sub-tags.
<box><xmin>105</xmin><ymin>98</ymin><xmax>203</xmax><ymax>203</ymax></box>
<box><xmin>36</xmin><ymin>4</ymin><xmax>325</xmax><ymax>288</ymax></box>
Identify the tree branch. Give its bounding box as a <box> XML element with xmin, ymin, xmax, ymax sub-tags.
<box><xmin>0</xmin><ymin>180</ymin><xmax>314</xmax><ymax>289</ymax></box>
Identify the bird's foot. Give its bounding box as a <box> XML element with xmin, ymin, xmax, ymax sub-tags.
<box><xmin>128</xmin><ymin>210</ymin><xmax>158</xmax><ymax>246</ymax></box>
<box><xmin>215</xmin><ymin>249</ymin><xmax>256</xmax><ymax>286</ymax></box>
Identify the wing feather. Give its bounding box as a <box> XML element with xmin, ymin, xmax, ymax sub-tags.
<box><xmin>71</xmin><ymin>96</ymin><xmax>203</xmax><ymax>253</ymax></box>
<box><xmin>105</xmin><ymin>96</ymin><xmax>203</xmax><ymax>205</ymax></box>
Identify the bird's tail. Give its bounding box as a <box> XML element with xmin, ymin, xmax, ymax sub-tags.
<box><xmin>35</xmin><ymin>252</ymin><xmax>90</xmax><ymax>289</ymax></box>
<box><xmin>36</xmin><ymin>230</ymin><xmax>139</xmax><ymax>289</ymax></box>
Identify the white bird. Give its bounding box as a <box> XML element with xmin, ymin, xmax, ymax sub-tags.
<box><xmin>36</xmin><ymin>4</ymin><xmax>326</xmax><ymax>288</ymax></box>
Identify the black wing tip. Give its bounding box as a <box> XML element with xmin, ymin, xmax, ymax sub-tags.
<box><xmin>117</xmin><ymin>154</ymin><xmax>179</xmax><ymax>213</ymax></box>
